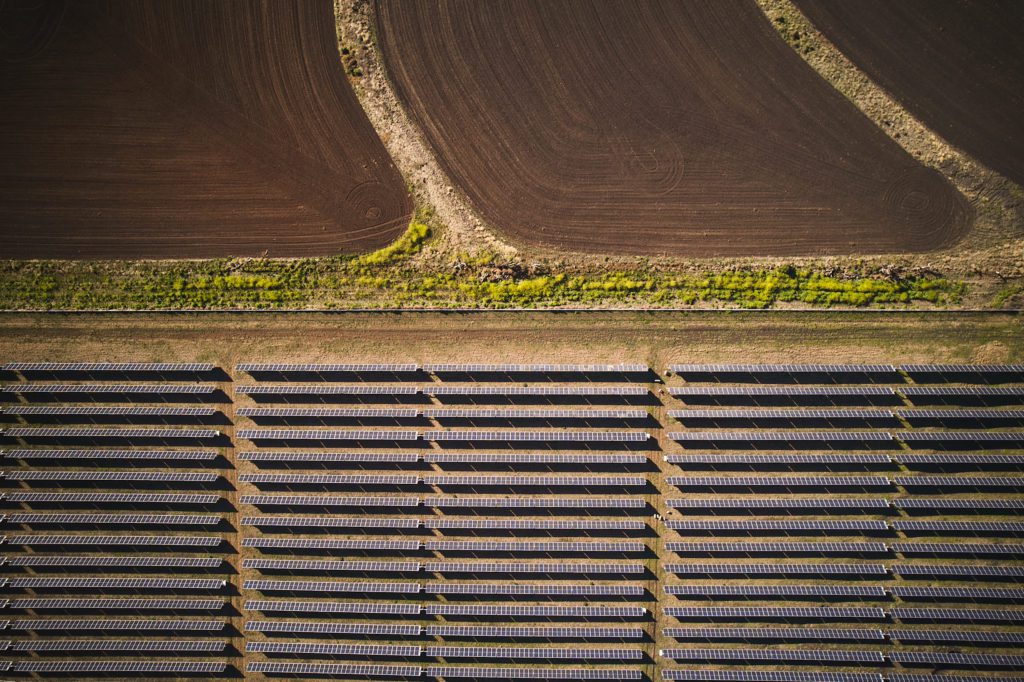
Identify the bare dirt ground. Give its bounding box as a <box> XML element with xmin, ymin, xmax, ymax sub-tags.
<box><xmin>2</xmin><ymin>312</ymin><xmax>1020</xmax><ymax>369</ymax></box>
<box><xmin>0</xmin><ymin>0</ymin><xmax>410</xmax><ymax>259</ymax></box>
<box><xmin>373</xmin><ymin>0</ymin><xmax>969</xmax><ymax>257</ymax></box>
<box><xmin>794</xmin><ymin>0</ymin><xmax>1024</xmax><ymax>187</ymax></box>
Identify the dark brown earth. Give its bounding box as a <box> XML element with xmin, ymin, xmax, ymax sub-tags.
<box><xmin>375</xmin><ymin>0</ymin><xmax>971</xmax><ymax>257</ymax></box>
<box><xmin>0</xmin><ymin>0</ymin><xmax>411</xmax><ymax>259</ymax></box>
<box><xmin>795</xmin><ymin>0</ymin><xmax>1024</xmax><ymax>186</ymax></box>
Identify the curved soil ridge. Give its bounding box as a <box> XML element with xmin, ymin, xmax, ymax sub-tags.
<box><xmin>0</xmin><ymin>0</ymin><xmax>411</xmax><ymax>259</ymax></box>
<box><xmin>374</xmin><ymin>0</ymin><xmax>971</xmax><ymax>257</ymax></box>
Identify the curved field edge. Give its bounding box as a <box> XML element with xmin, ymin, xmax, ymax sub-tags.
<box><xmin>755</xmin><ymin>0</ymin><xmax>1024</xmax><ymax>249</ymax></box>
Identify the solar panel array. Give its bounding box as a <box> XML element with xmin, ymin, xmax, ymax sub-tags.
<box><xmin>4</xmin><ymin>360</ymin><xmax>1024</xmax><ymax>679</ymax></box>
<box><xmin>0</xmin><ymin>367</ymin><xmax>232</xmax><ymax>672</ymax></box>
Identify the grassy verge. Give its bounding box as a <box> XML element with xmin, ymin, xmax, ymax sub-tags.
<box><xmin>0</xmin><ymin>205</ymin><xmax>967</xmax><ymax>311</ymax></box>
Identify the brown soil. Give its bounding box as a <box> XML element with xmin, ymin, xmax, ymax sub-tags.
<box><xmin>794</xmin><ymin>0</ymin><xmax>1024</xmax><ymax>186</ymax></box>
<box><xmin>0</xmin><ymin>0</ymin><xmax>411</xmax><ymax>259</ymax></box>
<box><xmin>374</xmin><ymin>0</ymin><xmax>971</xmax><ymax>257</ymax></box>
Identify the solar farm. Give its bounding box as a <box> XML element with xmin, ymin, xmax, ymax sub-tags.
<box><xmin>0</xmin><ymin>353</ymin><xmax>1022</xmax><ymax>681</ymax></box>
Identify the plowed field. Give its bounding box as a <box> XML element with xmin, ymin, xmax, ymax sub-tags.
<box><xmin>796</xmin><ymin>0</ymin><xmax>1024</xmax><ymax>186</ymax></box>
<box><xmin>0</xmin><ymin>0</ymin><xmax>411</xmax><ymax>259</ymax></box>
<box><xmin>375</xmin><ymin>0</ymin><xmax>971</xmax><ymax>256</ymax></box>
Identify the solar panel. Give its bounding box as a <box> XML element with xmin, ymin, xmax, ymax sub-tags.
<box><xmin>6</xmin><ymin>470</ymin><xmax>218</xmax><ymax>482</ymax></box>
<box><xmin>665</xmin><ymin>520</ymin><xmax>888</xmax><ymax>532</ymax></box>
<box><xmin>424</xmin><ymin>363</ymin><xmax>649</xmax><ymax>373</ymax></box>
<box><xmin>888</xmin><ymin>629</ymin><xmax>1024</xmax><ymax>644</ymax></box>
<box><xmin>661</xmin><ymin>673</ymin><xmax>882</xmax><ymax>682</ymax></box>
<box><xmin>9</xmin><ymin>618</ymin><xmax>224</xmax><ymax>631</ymax></box>
<box><xmin>902</xmin><ymin>363</ymin><xmax>1024</xmax><ymax>373</ymax></box>
<box><xmin>666</xmin><ymin>542</ymin><xmax>888</xmax><ymax>555</ymax></box>
<box><xmin>893</xmin><ymin>520</ymin><xmax>1024</xmax><ymax>533</ymax></box>
<box><xmin>664</xmin><ymin>453</ymin><xmax>892</xmax><ymax>465</ymax></box>
<box><xmin>423</xmin><ymin>475</ymin><xmax>646</xmax><ymax>486</ymax></box>
<box><xmin>666</xmin><ymin>476</ymin><xmax>891</xmax><ymax>487</ymax></box>
<box><xmin>241</xmin><ymin>494</ymin><xmax>420</xmax><ymax>507</ymax></box>
<box><xmin>669</xmin><ymin>363</ymin><xmax>896</xmax><ymax>373</ymax></box>
<box><xmin>667</xmin><ymin>431</ymin><xmax>893</xmax><ymax>442</ymax></box>
<box><xmin>424</xmin><ymin>408</ymin><xmax>648</xmax><ymax>419</ymax></box>
<box><xmin>237</xmin><ymin>362</ymin><xmax>419</xmax><ymax>373</ymax></box>
<box><xmin>668</xmin><ymin>409</ymin><xmax>895</xmax><ymax>423</ymax></box>
<box><xmin>423</xmin><ymin>605</ymin><xmax>644</xmax><ymax>617</ymax></box>
<box><xmin>427</xmin><ymin>386</ymin><xmax>648</xmax><ymax>395</ymax></box>
<box><xmin>236</xmin><ymin>384</ymin><xmax>419</xmax><ymax>395</ymax></box>
<box><xmin>889</xmin><ymin>651</ymin><xmax>1024</xmax><ymax>667</ymax></box>
<box><xmin>425</xmin><ymin>497</ymin><xmax>645</xmax><ymax>508</ymax></box>
<box><xmin>248</xmin><ymin>662</ymin><xmax>422</xmax><ymax>677</ymax></box>
<box><xmin>243</xmin><ymin>559</ymin><xmax>420</xmax><ymax>572</ymax></box>
<box><xmin>245</xmin><ymin>580</ymin><xmax>420</xmax><ymax>593</ymax></box>
<box><xmin>6</xmin><ymin>513</ymin><xmax>219</xmax><ymax>526</ymax></box>
<box><xmin>242</xmin><ymin>516</ymin><xmax>420</xmax><ymax>529</ymax></box>
<box><xmin>6</xmin><ymin>556</ymin><xmax>221</xmax><ymax>568</ymax></box>
<box><xmin>424</xmin><ymin>453</ymin><xmax>648</xmax><ymax>464</ymax></box>
<box><xmin>424</xmin><ymin>540</ymin><xmax>644</xmax><ymax>553</ymax></box>
<box><xmin>661</xmin><ymin>627</ymin><xmax>885</xmax><ymax>641</ymax></box>
<box><xmin>890</xmin><ymin>586</ymin><xmax>1024</xmax><ymax>601</ymax></box>
<box><xmin>424</xmin><ymin>626</ymin><xmax>643</xmax><ymax>639</ymax></box>
<box><xmin>242</xmin><ymin>537</ymin><xmax>420</xmax><ymax>551</ymax></box>
<box><xmin>12</xmin><ymin>661</ymin><xmax>226</xmax><ymax>674</ymax></box>
<box><xmin>425</xmin><ymin>666</ymin><xmax>641</xmax><ymax>679</ymax></box>
<box><xmin>239</xmin><ymin>473</ymin><xmax>419</xmax><ymax>485</ymax></box>
<box><xmin>237</xmin><ymin>428</ymin><xmax>419</xmax><ymax>441</ymax></box>
<box><xmin>901</xmin><ymin>428</ymin><xmax>1019</xmax><ymax>444</ymax></box>
<box><xmin>898</xmin><ymin>408</ymin><xmax>1024</xmax><ymax>421</ymax></box>
<box><xmin>893</xmin><ymin>542</ymin><xmax>1024</xmax><ymax>556</ymax></box>
<box><xmin>660</xmin><ymin>648</ymin><xmax>883</xmax><ymax>662</ymax></box>
<box><xmin>892</xmin><ymin>564</ymin><xmax>1024</xmax><ymax>578</ymax></box>
<box><xmin>5</xmin><ymin>405</ymin><xmax>217</xmax><ymax>417</ymax></box>
<box><xmin>664</xmin><ymin>584</ymin><xmax>885</xmax><ymax>597</ymax></box>
<box><xmin>247</xmin><ymin>641</ymin><xmax>422</xmax><ymax>656</ymax></box>
<box><xmin>5</xmin><ymin>492</ymin><xmax>219</xmax><ymax>504</ymax></box>
<box><xmin>664</xmin><ymin>606</ymin><xmax>884</xmax><ymax>619</ymax></box>
<box><xmin>5</xmin><ymin>427</ymin><xmax>220</xmax><ymax>440</ymax></box>
<box><xmin>903</xmin><ymin>386</ymin><xmax>1024</xmax><ymax>397</ymax></box>
<box><xmin>244</xmin><ymin>600</ymin><xmax>420</xmax><ymax>614</ymax></box>
<box><xmin>895</xmin><ymin>452</ymin><xmax>1024</xmax><ymax>467</ymax></box>
<box><xmin>3</xmin><ymin>449</ymin><xmax>217</xmax><ymax>460</ymax></box>
<box><xmin>669</xmin><ymin>386</ymin><xmax>895</xmax><ymax>396</ymax></box>
<box><xmin>893</xmin><ymin>498</ymin><xmax>1024</xmax><ymax>510</ymax></box>
<box><xmin>238</xmin><ymin>450</ymin><xmax>420</xmax><ymax>463</ymax></box>
<box><xmin>246</xmin><ymin>620</ymin><xmax>421</xmax><ymax>635</ymax></box>
<box><xmin>423</xmin><ymin>583</ymin><xmax>643</xmax><ymax>596</ymax></box>
<box><xmin>663</xmin><ymin>563</ymin><xmax>887</xmax><ymax>576</ymax></box>
<box><xmin>11</xmin><ymin>639</ymin><xmax>225</xmax><ymax>652</ymax></box>
<box><xmin>890</xmin><ymin>677</ymin><xmax>1024</xmax><ymax>682</ymax></box>
<box><xmin>424</xmin><ymin>518</ymin><xmax>645</xmax><ymax>530</ymax></box>
<box><xmin>891</xmin><ymin>608</ymin><xmax>1024</xmax><ymax>622</ymax></box>
<box><xmin>9</xmin><ymin>534</ymin><xmax>221</xmax><ymax>547</ymax></box>
<box><xmin>8</xmin><ymin>577</ymin><xmax>225</xmax><ymax>590</ymax></box>
<box><xmin>9</xmin><ymin>598</ymin><xmax>223</xmax><ymax>610</ymax></box>
<box><xmin>666</xmin><ymin>498</ymin><xmax>890</xmax><ymax>509</ymax></box>
<box><xmin>2</xmin><ymin>384</ymin><xmax>215</xmax><ymax>394</ymax></box>
<box><xmin>424</xmin><ymin>562</ymin><xmax>644</xmax><ymax>574</ymax></box>
<box><xmin>238</xmin><ymin>407</ymin><xmax>420</xmax><ymax>418</ymax></box>
<box><xmin>423</xmin><ymin>430</ymin><xmax>648</xmax><ymax>442</ymax></box>
<box><xmin>425</xmin><ymin>646</ymin><xmax>641</xmax><ymax>660</ymax></box>
<box><xmin>896</xmin><ymin>475</ymin><xmax>1024</xmax><ymax>488</ymax></box>
<box><xmin>5</xmin><ymin>362</ymin><xmax>216</xmax><ymax>372</ymax></box>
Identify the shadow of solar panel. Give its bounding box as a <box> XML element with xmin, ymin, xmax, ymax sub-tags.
<box><xmin>3</xmin><ymin>449</ymin><xmax>218</xmax><ymax>460</ymax></box>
